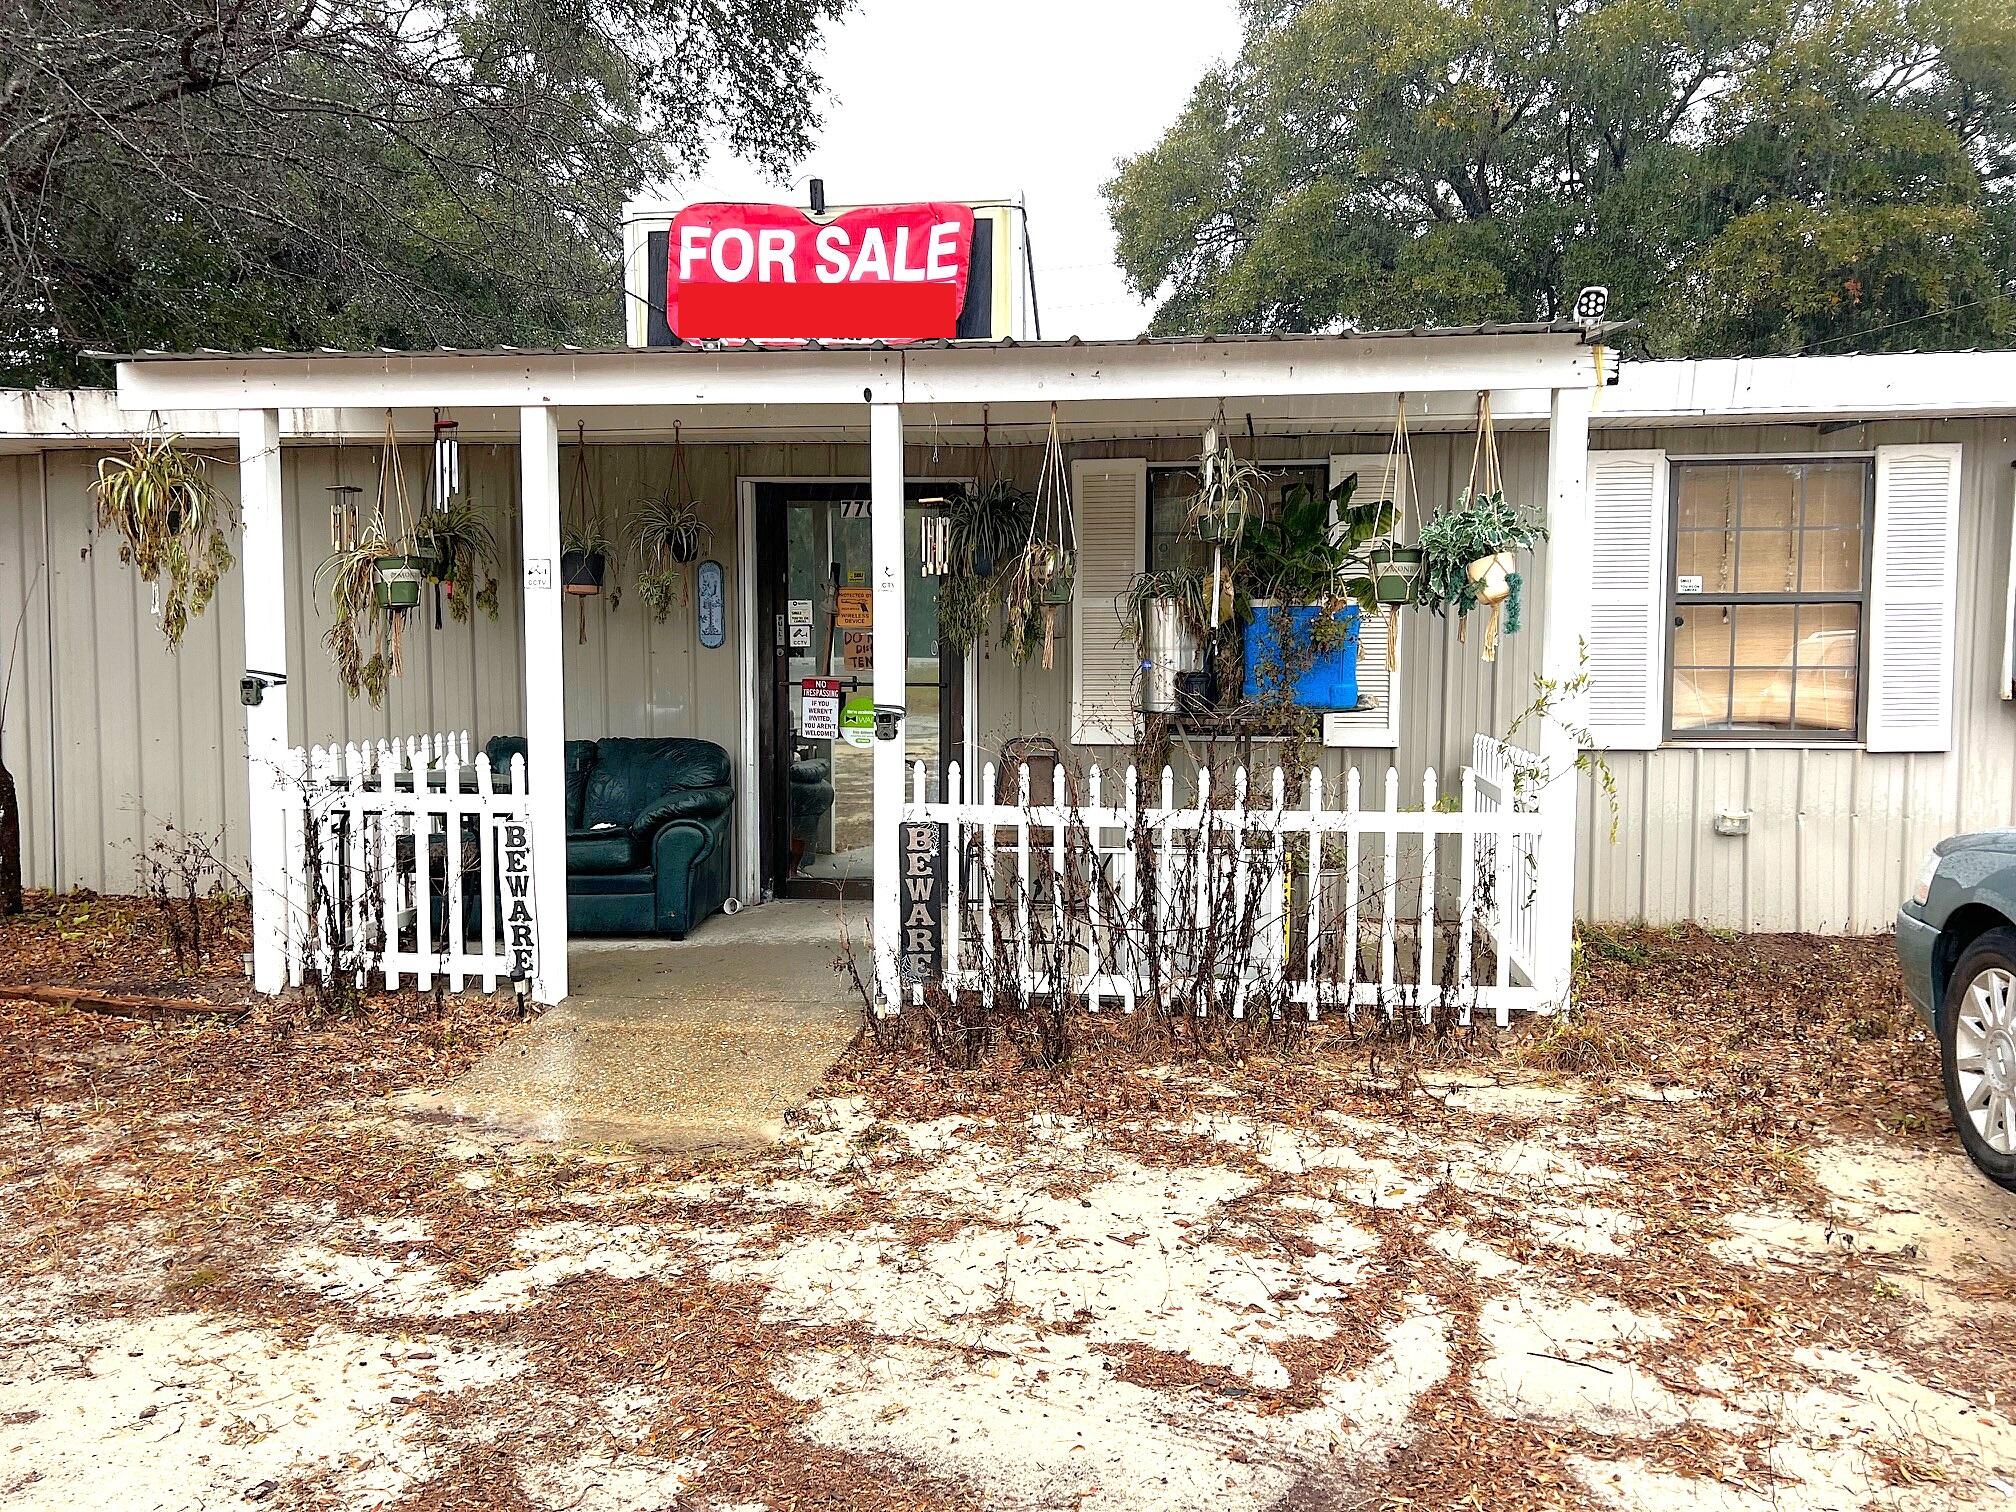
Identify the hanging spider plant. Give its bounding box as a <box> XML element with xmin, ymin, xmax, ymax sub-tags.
<box><xmin>89</xmin><ymin>430</ymin><xmax>236</xmax><ymax>647</ymax></box>
<box><xmin>317</xmin><ymin>516</ymin><xmax>400</xmax><ymax>704</ymax></box>
<box><xmin>628</xmin><ymin>497</ymin><xmax>711</xmax><ymax>623</ymax></box>
<box><xmin>412</xmin><ymin>497</ymin><xmax>499</xmax><ymax>623</ymax></box>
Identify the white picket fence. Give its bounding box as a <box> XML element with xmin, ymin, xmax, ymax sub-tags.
<box><xmin>272</xmin><ymin>730</ymin><xmax>536</xmax><ymax>993</ymax></box>
<box><xmin>899</xmin><ymin>735</ymin><xmax>1559</xmax><ymax>1022</ymax></box>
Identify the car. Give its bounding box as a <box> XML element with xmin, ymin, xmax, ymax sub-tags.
<box><xmin>1897</xmin><ymin>830</ymin><xmax>2016</xmax><ymax>1192</ymax></box>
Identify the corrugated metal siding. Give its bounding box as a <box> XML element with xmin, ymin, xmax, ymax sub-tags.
<box><xmin>1574</xmin><ymin>418</ymin><xmax>2016</xmax><ymax>932</ymax></box>
<box><xmin>8</xmin><ymin>419</ymin><xmax>2014</xmax><ymax>927</ymax></box>
<box><xmin>0</xmin><ymin>453</ymin><xmax>57</xmax><ymax>888</ymax></box>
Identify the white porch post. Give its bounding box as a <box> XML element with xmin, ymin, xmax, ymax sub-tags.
<box><xmin>519</xmin><ymin>406</ymin><xmax>570</xmax><ymax>1004</ymax></box>
<box><xmin>239</xmin><ymin>408</ymin><xmax>289</xmax><ymax>994</ymax></box>
<box><xmin>869</xmin><ymin>401</ymin><xmax>905</xmax><ymax>1006</ymax></box>
<box><xmin>1539</xmin><ymin>385</ymin><xmax>1593</xmax><ymax>1007</ymax></box>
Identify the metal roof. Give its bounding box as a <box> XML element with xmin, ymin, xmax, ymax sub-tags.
<box><xmin>90</xmin><ymin>321</ymin><xmax>1627</xmax><ymax>363</ymax></box>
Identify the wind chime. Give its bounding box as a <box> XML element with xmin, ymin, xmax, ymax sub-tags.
<box><xmin>1019</xmin><ymin>403</ymin><xmax>1077</xmax><ymax>669</ymax></box>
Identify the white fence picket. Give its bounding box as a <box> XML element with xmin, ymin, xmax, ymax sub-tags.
<box><xmin>899</xmin><ymin>739</ymin><xmax>1552</xmax><ymax>1020</ymax></box>
<box><xmin>272</xmin><ymin>730</ymin><xmax>528</xmax><ymax>996</ymax></box>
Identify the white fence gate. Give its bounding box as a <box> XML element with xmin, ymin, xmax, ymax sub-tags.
<box><xmin>272</xmin><ymin>731</ymin><xmax>535</xmax><ymax>993</ymax></box>
<box><xmin>899</xmin><ymin>737</ymin><xmax>1558</xmax><ymax>1022</ymax></box>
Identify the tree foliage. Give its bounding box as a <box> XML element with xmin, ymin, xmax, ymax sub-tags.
<box><xmin>2</xmin><ymin>0</ymin><xmax>849</xmax><ymax>384</ymax></box>
<box><xmin>1106</xmin><ymin>0</ymin><xmax>2016</xmax><ymax>354</ymax></box>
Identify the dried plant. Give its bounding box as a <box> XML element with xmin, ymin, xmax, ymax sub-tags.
<box><xmin>90</xmin><ymin>431</ymin><xmax>236</xmax><ymax>646</ymax></box>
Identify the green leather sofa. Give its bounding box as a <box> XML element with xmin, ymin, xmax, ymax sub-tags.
<box><xmin>485</xmin><ymin>735</ymin><xmax>735</xmax><ymax>938</ymax></box>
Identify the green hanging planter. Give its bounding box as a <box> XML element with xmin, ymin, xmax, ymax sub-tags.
<box><xmin>1373</xmin><ymin>545</ymin><xmax>1424</xmax><ymax>605</ymax></box>
<box><xmin>373</xmin><ymin>554</ymin><xmax>426</xmax><ymax>609</ymax></box>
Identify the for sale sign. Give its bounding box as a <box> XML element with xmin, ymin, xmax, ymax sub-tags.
<box><xmin>666</xmin><ymin>202</ymin><xmax>976</xmax><ymax>341</ymax></box>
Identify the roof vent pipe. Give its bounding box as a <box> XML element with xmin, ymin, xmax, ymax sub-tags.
<box><xmin>809</xmin><ymin>178</ymin><xmax>826</xmax><ymax>215</ymax></box>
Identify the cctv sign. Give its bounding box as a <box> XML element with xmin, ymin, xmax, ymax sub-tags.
<box><xmin>665</xmin><ymin>202</ymin><xmax>976</xmax><ymax>342</ymax></box>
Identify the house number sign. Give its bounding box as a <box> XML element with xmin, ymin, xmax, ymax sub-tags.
<box><xmin>696</xmin><ymin>559</ymin><xmax>726</xmax><ymax>648</ymax></box>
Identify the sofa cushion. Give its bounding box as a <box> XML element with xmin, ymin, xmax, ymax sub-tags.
<box><xmin>631</xmin><ymin>786</ymin><xmax>731</xmax><ymax>836</ymax></box>
<box><xmin>566</xmin><ymin>829</ymin><xmax>639</xmax><ymax>873</ymax></box>
<box><xmin>582</xmin><ymin>738</ymin><xmax>734</xmax><ymax>831</ymax></box>
<box><xmin>486</xmin><ymin>735</ymin><xmax>597</xmax><ymax>827</ymax></box>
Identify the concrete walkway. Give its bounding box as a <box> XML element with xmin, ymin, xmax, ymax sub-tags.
<box><xmin>400</xmin><ymin>901</ymin><xmax>862</xmax><ymax>1152</ymax></box>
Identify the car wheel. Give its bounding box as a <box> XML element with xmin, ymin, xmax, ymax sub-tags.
<box><xmin>1941</xmin><ymin>928</ymin><xmax>2016</xmax><ymax>1193</ymax></box>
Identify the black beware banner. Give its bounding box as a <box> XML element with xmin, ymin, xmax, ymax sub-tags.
<box><xmin>898</xmin><ymin>821</ymin><xmax>944</xmax><ymax>985</ymax></box>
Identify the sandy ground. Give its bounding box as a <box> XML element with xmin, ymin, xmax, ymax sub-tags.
<box><xmin>3</xmin><ymin>1012</ymin><xmax>2014</xmax><ymax>1511</ymax></box>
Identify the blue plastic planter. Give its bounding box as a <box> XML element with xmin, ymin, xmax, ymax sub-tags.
<box><xmin>1242</xmin><ymin>603</ymin><xmax>1362</xmax><ymax>710</ymax></box>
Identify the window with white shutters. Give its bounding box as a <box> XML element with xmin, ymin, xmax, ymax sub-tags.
<box><xmin>1324</xmin><ymin>453</ymin><xmax>1400</xmax><ymax>748</ymax></box>
<box><xmin>1070</xmin><ymin>458</ymin><xmax>1148</xmax><ymax>746</ymax></box>
<box><xmin>1586</xmin><ymin>451</ymin><xmax>1668</xmax><ymax>750</ymax></box>
<box><xmin>1867</xmin><ymin>444</ymin><xmax>1961</xmax><ymax>752</ymax></box>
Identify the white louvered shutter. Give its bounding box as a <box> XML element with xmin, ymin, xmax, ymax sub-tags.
<box><xmin>1323</xmin><ymin>453</ymin><xmax>1401</xmax><ymax>748</ymax></box>
<box><xmin>1585</xmin><ymin>450</ymin><xmax>1668</xmax><ymax>750</ymax></box>
<box><xmin>1868</xmin><ymin>444</ymin><xmax>1961</xmax><ymax>752</ymax></box>
<box><xmin>1070</xmin><ymin>458</ymin><xmax>1147</xmax><ymax>746</ymax></box>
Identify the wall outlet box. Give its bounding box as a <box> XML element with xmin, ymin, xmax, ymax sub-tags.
<box><xmin>1713</xmin><ymin>809</ymin><xmax>1751</xmax><ymax>837</ymax></box>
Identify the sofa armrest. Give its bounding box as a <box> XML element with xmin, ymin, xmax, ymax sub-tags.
<box><xmin>651</xmin><ymin>804</ymin><xmax>734</xmax><ymax>936</ymax></box>
<box><xmin>631</xmin><ymin>786</ymin><xmax>732</xmax><ymax>837</ymax></box>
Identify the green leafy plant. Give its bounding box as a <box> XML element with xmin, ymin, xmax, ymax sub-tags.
<box><xmin>412</xmin><ymin>498</ymin><xmax>499</xmax><ymax>623</ymax></box>
<box><xmin>1119</xmin><ymin>566</ymin><xmax>1211</xmax><ymax>649</ymax></box>
<box><xmin>627</xmin><ymin>498</ymin><xmax>710</xmax><ymax>623</ymax></box>
<box><xmin>1415</xmin><ymin>490</ymin><xmax>1547</xmax><ymax>622</ymax></box>
<box><xmin>89</xmin><ymin>432</ymin><xmax>235</xmax><ymax>647</ymax></box>
<box><xmin>1234</xmin><ymin>475</ymin><xmax>1377</xmax><ymax>610</ymax></box>
<box><xmin>939</xmin><ymin>480</ymin><xmax>1036</xmax><ymax>655</ymax></box>
<box><xmin>1185</xmin><ymin>430</ymin><xmax>1266</xmax><ymax>543</ymax></box>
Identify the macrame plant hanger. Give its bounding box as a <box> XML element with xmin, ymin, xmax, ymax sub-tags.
<box><xmin>567</xmin><ymin>421</ymin><xmax>601</xmax><ymax>644</ymax></box>
<box><xmin>1023</xmin><ymin>402</ymin><xmax>1077</xmax><ymax>670</ymax></box>
<box><xmin>1376</xmin><ymin>394</ymin><xmax>1420</xmax><ymax>670</ymax></box>
<box><xmin>374</xmin><ymin>410</ymin><xmax>417</xmax><ymax>678</ymax></box>
<box><xmin>1461</xmin><ymin>391</ymin><xmax>1512</xmax><ymax>663</ymax></box>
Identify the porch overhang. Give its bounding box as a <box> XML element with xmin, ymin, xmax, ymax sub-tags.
<box><xmin>106</xmin><ymin>326</ymin><xmax>1611</xmax><ymax>418</ymax></box>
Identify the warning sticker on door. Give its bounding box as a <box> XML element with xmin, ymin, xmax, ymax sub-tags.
<box><xmin>801</xmin><ymin>677</ymin><xmax>841</xmax><ymax>741</ymax></box>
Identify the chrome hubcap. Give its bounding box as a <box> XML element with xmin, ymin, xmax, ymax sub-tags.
<box><xmin>1956</xmin><ymin>966</ymin><xmax>2016</xmax><ymax>1156</ymax></box>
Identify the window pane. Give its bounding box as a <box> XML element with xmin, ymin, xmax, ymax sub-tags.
<box><xmin>1675</xmin><ymin>531</ymin><xmax>1734</xmax><ymax>593</ymax></box>
<box><xmin>1672</xmin><ymin>668</ymin><xmax>1731</xmax><ymax>730</ymax></box>
<box><xmin>1730</xmin><ymin>668</ymin><xmax>1794</xmax><ymax>728</ymax></box>
<box><xmin>1672</xmin><ymin>606</ymin><xmax>1731</xmax><ymax>667</ymax></box>
<box><xmin>1730</xmin><ymin>603</ymin><xmax>1797</xmax><ymax>667</ymax></box>
<box><xmin>1738</xmin><ymin>465</ymin><xmax>1799</xmax><ymax>530</ymax></box>
<box><xmin>1804</xmin><ymin>463</ymin><xmax>1865</xmax><ymax>528</ymax></box>
<box><xmin>1798</xmin><ymin>528</ymin><xmax>1862</xmax><ymax>592</ymax></box>
<box><xmin>1735</xmin><ymin>530</ymin><xmax>1797</xmax><ymax>592</ymax></box>
<box><xmin>1796</xmin><ymin>603</ymin><xmax>1860</xmax><ymax>666</ymax></box>
<box><xmin>1793</xmin><ymin>669</ymin><xmax>1857</xmax><ymax>731</ymax></box>
<box><xmin>1676</xmin><ymin>467</ymin><xmax>1736</xmax><ymax>534</ymax></box>
<box><xmin>1148</xmin><ymin>469</ymin><xmax>1203</xmax><ymax>574</ymax></box>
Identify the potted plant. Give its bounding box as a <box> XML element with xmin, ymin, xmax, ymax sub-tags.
<box><xmin>89</xmin><ymin>430</ymin><xmax>236</xmax><ymax>647</ymax></box>
<box><xmin>629</xmin><ymin>498</ymin><xmax>711</xmax><ymax>622</ymax></box>
<box><xmin>1234</xmin><ymin>476</ymin><xmax>1375</xmax><ymax>710</ymax></box>
<box><xmin>1121</xmin><ymin>566</ymin><xmax>1210</xmax><ymax>713</ymax></box>
<box><xmin>1414</xmin><ymin>490</ymin><xmax>1546</xmax><ymax>658</ymax></box>
<box><xmin>561</xmin><ymin>522</ymin><xmax>611</xmax><ymax>595</ymax></box>
<box><xmin>318</xmin><ymin>515</ymin><xmax>401</xmax><ymax>704</ymax></box>
<box><xmin>1003</xmin><ymin>406</ymin><xmax>1078</xmax><ymax>668</ymax></box>
<box><xmin>1186</xmin><ymin>427</ymin><xmax>1266</xmax><ymax>543</ymax></box>
<box><xmin>412</xmin><ymin>498</ymin><xmax>498</xmax><ymax>622</ymax></box>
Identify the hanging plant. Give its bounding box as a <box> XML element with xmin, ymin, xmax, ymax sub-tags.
<box><xmin>628</xmin><ymin>425</ymin><xmax>713</xmax><ymax>623</ymax></box>
<box><xmin>562</xmin><ymin>424</ymin><xmax>619</xmax><ymax>641</ymax></box>
<box><xmin>1416</xmin><ymin>395</ymin><xmax>1546</xmax><ymax>662</ymax></box>
<box><xmin>1184</xmin><ymin>427</ymin><xmax>1267</xmax><ymax>544</ymax></box>
<box><xmin>934</xmin><ymin>411</ymin><xmax>1037</xmax><ymax>657</ymax></box>
<box><xmin>413</xmin><ymin>497</ymin><xmax>499</xmax><ymax>624</ymax></box>
<box><xmin>90</xmin><ymin>429</ymin><xmax>236</xmax><ymax>647</ymax></box>
<box><xmin>1003</xmin><ymin>404</ymin><xmax>1077</xmax><ymax>668</ymax></box>
<box><xmin>316</xmin><ymin>415</ymin><xmax>424</xmax><ymax>703</ymax></box>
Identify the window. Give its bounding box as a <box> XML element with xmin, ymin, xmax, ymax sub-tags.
<box><xmin>1146</xmin><ymin>461</ymin><xmax>1327</xmax><ymax>572</ymax></box>
<box><xmin>1667</xmin><ymin>459</ymin><xmax>1871</xmax><ymax>740</ymax></box>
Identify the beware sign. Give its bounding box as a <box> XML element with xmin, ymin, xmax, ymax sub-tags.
<box><xmin>898</xmin><ymin>821</ymin><xmax>944</xmax><ymax>985</ymax></box>
<box><xmin>666</xmin><ymin>202</ymin><xmax>976</xmax><ymax>341</ymax></box>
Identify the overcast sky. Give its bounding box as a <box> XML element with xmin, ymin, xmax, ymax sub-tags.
<box><xmin>677</xmin><ymin>0</ymin><xmax>1245</xmax><ymax>339</ymax></box>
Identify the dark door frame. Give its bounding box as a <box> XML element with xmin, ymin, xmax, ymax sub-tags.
<box><xmin>753</xmin><ymin>481</ymin><xmax>964</xmax><ymax>902</ymax></box>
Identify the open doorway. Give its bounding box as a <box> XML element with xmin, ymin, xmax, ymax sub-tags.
<box><xmin>753</xmin><ymin>482</ymin><xmax>962</xmax><ymax>901</ymax></box>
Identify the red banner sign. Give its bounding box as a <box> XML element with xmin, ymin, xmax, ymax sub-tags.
<box><xmin>665</xmin><ymin>202</ymin><xmax>976</xmax><ymax>342</ymax></box>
